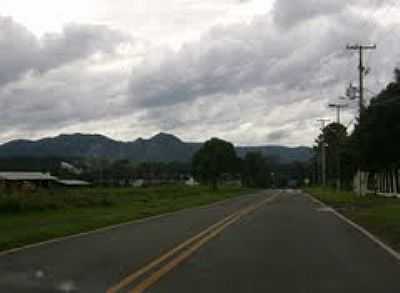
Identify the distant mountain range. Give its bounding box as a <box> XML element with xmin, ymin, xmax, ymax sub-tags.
<box><xmin>0</xmin><ymin>133</ymin><xmax>313</xmax><ymax>164</ymax></box>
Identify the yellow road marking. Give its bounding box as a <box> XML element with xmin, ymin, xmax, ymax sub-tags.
<box><xmin>130</xmin><ymin>194</ymin><xmax>278</xmax><ymax>293</ymax></box>
<box><xmin>108</xmin><ymin>192</ymin><xmax>280</xmax><ymax>293</ymax></box>
<box><xmin>130</xmin><ymin>213</ymin><xmax>243</xmax><ymax>293</ymax></box>
<box><xmin>107</xmin><ymin>211</ymin><xmax>239</xmax><ymax>293</ymax></box>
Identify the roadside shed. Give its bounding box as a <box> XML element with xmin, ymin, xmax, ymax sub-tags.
<box><xmin>0</xmin><ymin>172</ymin><xmax>58</xmax><ymax>190</ymax></box>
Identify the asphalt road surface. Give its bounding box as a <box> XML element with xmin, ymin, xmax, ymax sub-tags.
<box><xmin>1</xmin><ymin>189</ymin><xmax>399</xmax><ymax>292</ymax></box>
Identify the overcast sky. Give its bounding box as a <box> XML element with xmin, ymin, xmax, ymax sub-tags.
<box><xmin>1</xmin><ymin>0</ymin><xmax>400</xmax><ymax>146</ymax></box>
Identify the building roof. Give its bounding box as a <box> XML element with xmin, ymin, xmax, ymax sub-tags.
<box><xmin>0</xmin><ymin>172</ymin><xmax>58</xmax><ymax>181</ymax></box>
<box><xmin>57</xmin><ymin>180</ymin><xmax>91</xmax><ymax>186</ymax></box>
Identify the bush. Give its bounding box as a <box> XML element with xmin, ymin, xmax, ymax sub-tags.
<box><xmin>0</xmin><ymin>189</ymin><xmax>114</xmax><ymax>214</ymax></box>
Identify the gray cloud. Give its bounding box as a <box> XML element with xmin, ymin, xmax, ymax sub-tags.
<box><xmin>123</xmin><ymin>1</ymin><xmax>400</xmax><ymax>145</ymax></box>
<box><xmin>267</xmin><ymin>129</ymin><xmax>290</xmax><ymax>141</ymax></box>
<box><xmin>127</xmin><ymin>6</ymin><xmax>377</xmax><ymax>110</ymax></box>
<box><xmin>0</xmin><ymin>16</ymin><xmax>129</xmax><ymax>86</ymax></box>
<box><xmin>37</xmin><ymin>23</ymin><xmax>129</xmax><ymax>72</ymax></box>
<box><xmin>272</xmin><ymin>0</ymin><xmax>348</xmax><ymax>29</ymax></box>
<box><xmin>271</xmin><ymin>0</ymin><xmax>387</xmax><ymax>30</ymax></box>
<box><xmin>0</xmin><ymin>17</ymin><xmax>38</xmax><ymax>85</ymax></box>
<box><xmin>0</xmin><ymin>55</ymin><xmax>130</xmax><ymax>140</ymax></box>
<box><xmin>1</xmin><ymin>1</ymin><xmax>400</xmax><ymax>146</ymax></box>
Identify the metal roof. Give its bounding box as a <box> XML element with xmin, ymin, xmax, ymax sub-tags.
<box><xmin>0</xmin><ymin>172</ymin><xmax>58</xmax><ymax>181</ymax></box>
<box><xmin>57</xmin><ymin>180</ymin><xmax>91</xmax><ymax>186</ymax></box>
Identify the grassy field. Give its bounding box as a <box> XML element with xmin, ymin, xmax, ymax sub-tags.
<box><xmin>0</xmin><ymin>185</ymin><xmax>253</xmax><ymax>252</ymax></box>
<box><xmin>305</xmin><ymin>187</ymin><xmax>400</xmax><ymax>252</ymax></box>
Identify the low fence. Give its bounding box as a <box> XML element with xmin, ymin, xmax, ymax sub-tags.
<box><xmin>353</xmin><ymin>169</ymin><xmax>400</xmax><ymax>197</ymax></box>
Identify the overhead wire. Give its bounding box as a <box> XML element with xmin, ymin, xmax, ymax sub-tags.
<box><xmin>342</xmin><ymin>1</ymin><xmax>399</xmax><ymax>110</ymax></box>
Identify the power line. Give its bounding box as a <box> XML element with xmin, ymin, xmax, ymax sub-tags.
<box><xmin>345</xmin><ymin>1</ymin><xmax>398</xmax><ymax>107</ymax></box>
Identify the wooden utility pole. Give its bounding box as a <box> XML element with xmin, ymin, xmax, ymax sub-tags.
<box><xmin>346</xmin><ymin>44</ymin><xmax>376</xmax><ymax>196</ymax></box>
<box><xmin>346</xmin><ymin>44</ymin><xmax>376</xmax><ymax>120</ymax></box>
<box><xmin>328</xmin><ymin>103</ymin><xmax>348</xmax><ymax>125</ymax></box>
<box><xmin>317</xmin><ymin>119</ymin><xmax>330</xmax><ymax>187</ymax></box>
<box><xmin>327</xmin><ymin>104</ymin><xmax>347</xmax><ymax>192</ymax></box>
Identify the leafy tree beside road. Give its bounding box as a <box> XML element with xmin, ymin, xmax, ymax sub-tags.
<box><xmin>352</xmin><ymin>68</ymin><xmax>400</xmax><ymax>172</ymax></box>
<box><xmin>315</xmin><ymin>122</ymin><xmax>350</xmax><ymax>187</ymax></box>
<box><xmin>192</xmin><ymin>138</ymin><xmax>239</xmax><ymax>189</ymax></box>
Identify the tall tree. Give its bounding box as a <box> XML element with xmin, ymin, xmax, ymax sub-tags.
<box><xmin>315</xmin><ymin>122</ymin><xmax>349</xmax><ymax>187</ymax></box>
<box><xmin>192</xmin><ymin>138</ymin><xmax>238</xmax><ymax>189</ymax></box>
<box><xmin>352</xmin><ymin>68</ymin><xmax>400</xmax><ymax>171</ymax></box>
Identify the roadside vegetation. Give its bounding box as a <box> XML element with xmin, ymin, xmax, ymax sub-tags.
<box><xmin>306</xmin><ymin>187</ymin><xmax>400</xmax><ymax>252</ymax></box>
<box><xmin>192</xmin><ymin>138</ymin><xmax>239</xmax><ymax>190</ymax></box>
<box><xmin>0</xmin><ymin>185</ymin><xmax>253</xmax><ymax>252</ymax></box>
<box><xmin>312</xmin><ymin>68</ymin><xmax>400</xmax><ymax>190</ymax></box>
<box><xmin>192</xmin><ymin>138</ymin><xmax>286</xmax><ymax>189</ymax></box>
<box><xmin>0</xmin><ymin>136</ymin><xmax>302</xmax><ymax>253</ymax></box>
<box><xmin>0</xmin><ymin>189</ymin><xmax>114</xmax><ymax>213</ymax></box>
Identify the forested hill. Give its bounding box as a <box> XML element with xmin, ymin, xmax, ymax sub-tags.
<box><xmin>0</xmin><ymin>133</ymin><xmax>312</xmax><ymax>163</ymax></box>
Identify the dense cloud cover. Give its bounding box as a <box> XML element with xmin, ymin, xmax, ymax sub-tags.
<box><xmin>0</xmin><ymin>17</ymin><xmax>128</xmax><ymax>86</ymax></box>
<box><xmin>0</xmin><ymin>0</ymin><xmax>399</xmax><ymax>145</ymax></box>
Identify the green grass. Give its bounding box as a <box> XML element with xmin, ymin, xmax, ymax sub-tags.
<box><xmin>0</xmin><ymin>185</ymin><xmax>253</xmax><ymax>252</ymax></box>
<box><xmin>305</xmin><ymin>186</ymin><xmax>400</xmax><ymax>252</ymax></box>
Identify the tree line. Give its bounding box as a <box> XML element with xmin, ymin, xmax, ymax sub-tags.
<box><xmin>0</xmin><ymin>141</ymin><xmax>311</xmax><ymax>189</ymax></box>
<box><xmin>313</xmin><ymin>68</ymin><xmax>400</xmax><ymax>189</ymax></box>
<box><xmin>192</xmin><ymin>138</ymin><xmax>310</xmax><ymax>189</ymax></box>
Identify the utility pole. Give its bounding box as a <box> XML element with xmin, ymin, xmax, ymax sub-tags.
<box><xmin>346</xmin><ymin>44</ymin><xmax>376</xmax><ymax>196</ymax></box>
<box><xmin>346</xmin><ymin>44</ymin><xmax>376</xmax><ymax>120</ymax></box>
<box><xmin>328</xmin><ymin>103</ymin><xmax>348</xmax><ymax>125</ymax></box>
<box><xmin>328</xmin><ymin>103</ymin><xmax>347</xmax><ymax>192</ymax></box>
<box><xmin>317</xmin><ymin>119</ymin><xmax>330</xmax><ymax>187</ymax></box>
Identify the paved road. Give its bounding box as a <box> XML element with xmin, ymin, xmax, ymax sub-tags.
<box><xmin>1</xmin><ymin>190</ymin><xmax>399</xmax><ymax>292</ymax></box>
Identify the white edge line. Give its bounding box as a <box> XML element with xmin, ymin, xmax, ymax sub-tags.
<box><xmin>303</xmin><ymin>192</ymin><xmax>400</xmax><ymax>262</ymax></box>
<box><xmin>0</xmin><ymin>190</ymin><xmax>265</xmax><ymax>257</ymax></box>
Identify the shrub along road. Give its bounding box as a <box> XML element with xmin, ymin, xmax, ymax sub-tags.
<box><xmin>0</xmin><ymin>185</ymin><xmax>251</xmax><ymax>252</ymax></box>
<box><xmin>0</xmin><ymin>189</ymin><xmax>399</xmax><ymax>292</ymax></box>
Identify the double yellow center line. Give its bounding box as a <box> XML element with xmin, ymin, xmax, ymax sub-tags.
<box><xmin>107</xmin><ymin>192</ymin><xmax>280</xmax><ymax>293</ymax></box>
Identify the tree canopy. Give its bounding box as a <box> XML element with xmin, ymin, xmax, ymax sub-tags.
<box><xmin>352</xmin><ymin>68</ymin><xmax>400</xmax><ymax>171</ymax></box>
<box><xmin>192</xmin><ymin>138</ymin><xmax>238</xmax><ymax>189</ymax></box>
